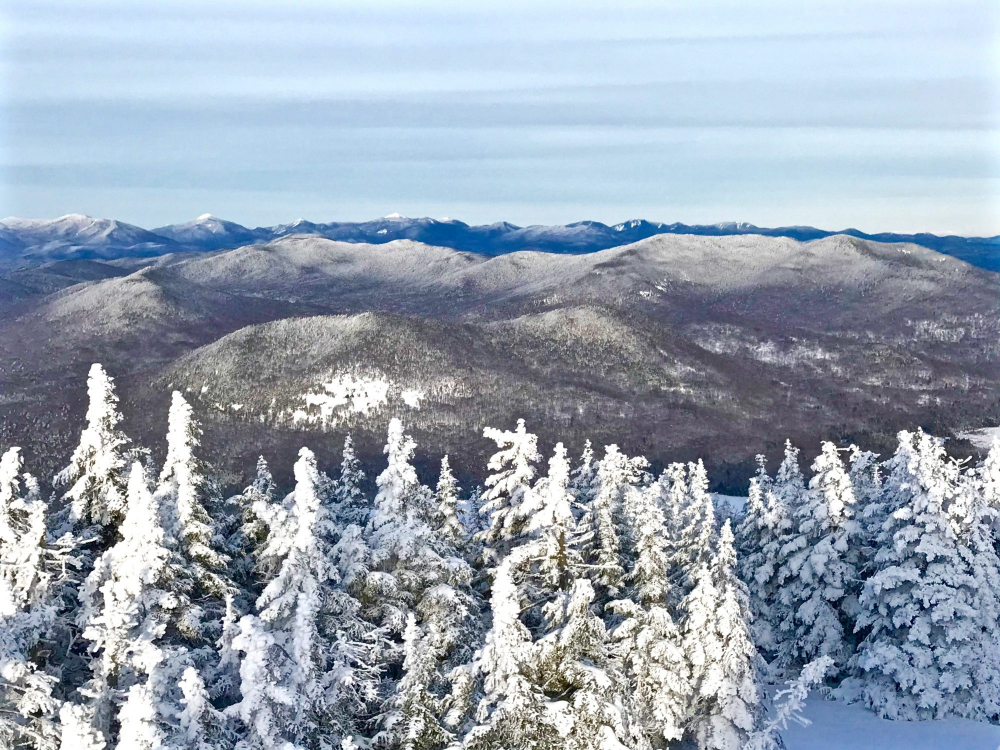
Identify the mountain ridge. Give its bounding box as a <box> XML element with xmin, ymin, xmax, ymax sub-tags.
<box><xmin>2</xmin><ymin>231</ymin><xmax>997</xmax><ymax>491</ymax></box>
<box><xmin>2</xmin><ymin>212</ymin><xmax>997</xmax><ymax>272</ymax></box>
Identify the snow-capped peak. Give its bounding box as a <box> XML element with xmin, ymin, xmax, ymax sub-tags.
<box><xmin>384</xmin><ymin>212</ymin><xmax>405</xmax><ymax>220</ymax></box>
<box><xmin>196</xmin><ymin>213</ymin><xmax>216</xmax><ymax>222</ymax></box>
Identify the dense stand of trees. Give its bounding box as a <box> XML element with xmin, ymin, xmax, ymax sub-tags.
<box><xmin>1</xmin><ymin>364</ymin><xmax>999</xmax><ymax>749</ymax></box>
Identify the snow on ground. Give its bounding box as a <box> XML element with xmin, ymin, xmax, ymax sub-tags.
<box><xmin>401</xmin><ymin>388</ymin><xmax>424</xmax><ymax>409</ymax></box>
<box><xmin>959</xmin><ymin>426</ymin><xmax>1000</xmax><ymax>450</ymax></box>
<box><xmin>777</xmin><ymin>693</ymin><xmax>1000</xmax><ymax>750</ymax></box>
<box><xmin>713</xmin><ymin>493</ymin><xmax>746</xmax><ymax>515</ymax></box>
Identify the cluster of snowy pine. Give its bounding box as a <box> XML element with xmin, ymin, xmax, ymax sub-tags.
<box><xmin>1</xmin><ymin>363</ymin><xmax>998</xmax><ymax>750</ymax></box>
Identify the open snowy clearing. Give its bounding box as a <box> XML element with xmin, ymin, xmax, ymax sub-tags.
<box><xmin>778</xmin><ymin>694</ymin><xmax>1000</xmax><ymax>749</ymax></box>
<box><xmin>959</xmin><ymin>426</ymin><xmax>1000</xmax><ymax>450</ymax></box>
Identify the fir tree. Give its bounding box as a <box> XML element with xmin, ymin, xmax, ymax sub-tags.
<box><xmin>779</xmin><ymin>442</ymin><xmax>862</xmax><ymax>672</ymax></box>
<box><xmin>434</xmin><ymin>455</ymin><xmax>465</xmax><ymax>549</ymax></box>
<box><xmin>386</xmin><ymin>613</ymin><xmax>453</xmax><ymax>750</ymax></box>
<box><xmin>569</xmin><ymin>440</ymin><xmax>597</xmax><ymax>505</ymax></box>
<box><xmin>609</xmin><ymin>598</ymin><xmax>688</xmax><ymax>745</ymax></box>
<box><xmin>670</xmin><ymin>460</ymin><xmax>717</xmax><ymax>601</ymax></box>
<box><xmin>54</xmin><ymin>363</ymin><xmax>131</xmax><ymax>533</ymax></box>
<box><xmin>526</xmin><ymin>443</ymin><xmax>579</xmax><ymax>592</ymax></box>
<box><xmin>156</xmin><ymin>391</ymin><xmax>229</xmax><ymax>598</ymax></box>
<box><xmin>478</xmin><ymin>420</ymin><xmax>541</xmax><ymax>563</ymax></box>
<box><xmin>584</xmin><ymin>445</ymin><xmax>644</xmax><ymax>599</ymax></box>
<box><xmin>0</xmin><ymin>448</ymin><xmax>60</xmax><ymax>750</ymax></box>
<box><xmin>234</xmin><ymin>447</ymin><xmax>374</xmax><ymax>749</ymax></box>
<box><xmin>536</xmin><ymin>578</ymin><xmax>634</xmax><ymax>750</ymax></box>
<box><xmin>58</xmin><ymin>703</ymin><xmax>106</xmax><ymax>750</ymax></box>
<box><xmin>853</xmin><ymin>430</ymin><xmax>989</xmax><ymax>720</ymax></box>
<box><xmin>682</xmin><ymin>521</ymin><xmax>761</xmax><ymax>750</ymax></box>
<box><xmin>735</xmin><ymin>456</ymin><xmax>789</xmax><ymax>660</ymax></box>
<box><xmin>464</xmin><ymin>553</ymin><xmax>557</xmax><ymax>750</ymax></box>
<box><xmin>335</xmin><ymin>435</ymin><xmax>368</xmax><ymax>529</ymax></box>
<box><xmin>78</xmin><ymin>463</ymin><xmax>179</xmax><ymax>737</ymax></box>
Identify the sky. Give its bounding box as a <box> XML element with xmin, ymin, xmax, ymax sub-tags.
<box><xmin>1</xmin><ymin>0</ymin><xmax>998</xmax><ymax>235</ymax></box>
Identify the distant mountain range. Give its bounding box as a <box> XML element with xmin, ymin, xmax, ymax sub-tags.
<box><xmin>2</xmin><ymin>212</ymin><xmax>997</xmax><ymax>272</ymax></box>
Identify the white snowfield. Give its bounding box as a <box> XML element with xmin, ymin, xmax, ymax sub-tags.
<box><xmin>959</xmin><ymin>427</ymin><xmax>1000</xmax><ymax>450</ymax></box>
<box><xmin>779</xmin><ymin>694</ymin><xmax>1000</xmax><ymax>749</ymax></box>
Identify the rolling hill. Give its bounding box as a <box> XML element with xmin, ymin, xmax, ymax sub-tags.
<box><xmin>1</xmin><ymin>232</ymin><xmax>997</xmax><ymax>491</ymax></box>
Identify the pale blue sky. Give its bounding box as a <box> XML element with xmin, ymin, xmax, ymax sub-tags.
<box><xmin>2</xmin><ymin>0</ymin><xmax>998</xmax><ymax>234</ymax></box>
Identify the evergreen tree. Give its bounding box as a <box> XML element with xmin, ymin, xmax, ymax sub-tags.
<box><xmin>535</xmin><ymin>579</ymin><xmax>634</xmax><ymax>750</ymax></box>
<box><xmin>609</xmin><ymin>471</ymin><xmax>688</xmax><ymax>745</ymax></box>
<box><xmin>569</xmin><ymin>440</ymin><xmax>597</xmax><ymax>505</ymax></box>
<box><xmin>335</xmin><ymin>435</ymin><xmax>368</xmax><ymax>529</ymax></box>
<box><xmin>478</xmin><ymin>420</ymin><xmax>541</xmax><ymax>564</ymax></box>
<box><xmin>848</xmin><ymin>445</ymin><xmax>885</xmax><ymax>580</ymax></box>
<box><xmin>682</xmin><ymin>521</ymin><xmax>761</xmax><ymax>750</ymax></box>
<box><xmin>58</xmin><ymin>703</ymin><xmax>106</xmax><ymax>750</ymax></box>
<box><xmin>385</xmin><ymin>613</ymin><xmax>453</xmax><ymax>750</ymax></box>
<box><xmin>364</xmin><ymin>422</ymin><xmax>481</xmax><ymax>746</ymax></box>
<box><xmin>234</xmin><ymin>447</ymin><xmax>374</xmax><ymax>749</ymax></box>
<box><xmin>583</xmin><ymin>445</ymin><xmax>644</xmax><ymax>600</ymax></box>
<box><xmin>526</xmin><ymin>443</ymin><xmax>579</xmax><ymax>592</ymax></box>
<box><xmin>54</xmin><ymin>363</ymin><xmax>131</xmax><ymax>534</ymax></box>
<box><xmin>78</xmin><ymin>462</ymin><xmax>180</xmax><ymax>738</ymax></box>
<box><xmin>434</xmin><ymin>455</ymin><xmax>465</xmax><ymax>549</ymax></box>
<box><xmin>670</xmin><ymin>460</ymin><xmax>716</xmax><ymax>600</ymax></box>
<box><xmin>609</xmin><ymin>598</ymin><xmax>688</xmax><ymax>746</ymax></box>
<box><xmin>735</xmin><ymin>456</ymin><xmax>790</xmax><ymax>661</ymax></box>
<box><xmin>779</xmin><ymin>442</ymin><xmax>862</xmax><ymax>672</ymax></box>
<box><xmin>0</xmin><ymin>448</ymin><xmax>60</xmax><ymax>750</ymax></box>
<box><xmin>852</xmin><ymin>430</ymin><xmax>990</xmax><ymax>720</ymax></box>
<box><xmin>155</xmin><ymin>391</ymin><xmax>228</xmax><ymax>598</ymax></box>
<box><xmin>464</xmin><ymin>553</ymin><xmax>557</xmax><ymax>750</ymax></box>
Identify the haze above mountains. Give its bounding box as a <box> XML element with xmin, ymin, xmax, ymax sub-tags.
<box><xmin>2</xmin><ymin>212</ymin><xmax>998</xmax><ymax>273</ymax></box>
<box><xmin>1</xmin><ymin>218</ymin><xmax>997</xmax><ymax>492</ymax></box>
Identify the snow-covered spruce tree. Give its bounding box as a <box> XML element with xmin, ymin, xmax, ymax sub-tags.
<box><xmin>434</xmin><ymin>455</ymin><xmax>465</xmax><ymax>549</ymax></box>
<box><xmin>569</xmin><ymin>440</ymin><xmax>597</xmax><ymax>505</ymax></box>
<box><xmin>735</xmin><ymin>456</ymin><xmax>786</xmax><ymax>661</ymax></box>
<box><xmin>224</xmin><ymin>456</ymin><xmax>276</xmax><ymax>590</ymax></box>
<box><xmin>609</xmin><ymin>597</ymin><xmax>688</xmax><ymax>747</ymax></box>
<box><xmin>335</xmin><ymin>435</ymin><xmax>369</xmax><ymax>529</ymax></box>
<box><xmin>155</xmin><ymin>391</ymin><xmax>229</xmax><ymax>599</ymax></box>
<box><xmin>526</xmin><ymin>443</ymin><xmax>580</xmax><ymax>592</ymax></box>
<box><xmin>624</xmin><ymin>479</ymin><xmax>672</xmax><ymax>608</ymax></box>
<box><xmin>463</xmin><ymin>552</ymin><xmax>558</xmax><ymax>750</ymax></box>
<box><xmin>0</xmin><ymin>448</ymin><xmax>60</xmax><ymax>749</ymax></box>
<box><xmin>384</xmin><ymin>613</ymin><xmax>453</xmax><ymax>750</ymax></box>
<box><xmin>852</xmin><ymin>429</ymin><xmax>991</xmax><ymax>720</ymax></box>
<box><xmin>847</xmin><ymin>445</ymin><xmax>885</xmax><ymax>581</ymax></box>
<box><xmin>535</xmin><ymin>578</ymin><xmax>635</xmax><ymax>750</ymax></box>
<box><xmin>77</xmin><ymin>462</ymin><xmax>181</xmax><ymax>740</ymax></box>
<box><xmin>365</xmin><ymin>421</ymin><xmax>481</xmax><ymax>748</ymax></box>
<box><xmin>952</xmin><ymin>455</ymin><xmax>1000</xmax><ymax>719</ymax></box>
<box><xmin>669</xmin><ymin>460</ymin><xmax>716</xmax><ymax>601</ymax></box>
<box><xmin>234</xmin><ymin>446</ymin><xmax>375</xmax><ymax>749</ymax></box>
<box><xmin>478</xmin><ymin>419</ymin><xmax>541</xmax><ymax>564</ymax></box>
<box><xmin>114</xmin><ymin>648</ymin><xmax>207</xmax><ymax>750</ymax></box>
<box><xmin>54</xmin><ymin>363</ymin><xmax>132</xmax><ymax>536</ymax></box>
<box><xmin>206</xmin><ymin>593</ymin><xmax>242</xmax><ymax>706</ymax></box>
<box><xmin>582</xmin><ymin>444</ymin><xmax>646</xmax><ymax>600</ymax></box>
<box><xmin>778</xmin><ymin>442</ymin><xmax>862</xmax><ymax>673</ymax></box>
<box><xmin>681</xmin><ymin>521</ymin><xmax>761</xmax><ymax>750</ymax></box>
<box><xmin>364</xmin><ymin>419</ymin><xmax>436</xmax><ymax>634</ymax></box>
<box><xmin>607</xmin><ymin>474</ymin><xmax>688</xmax><ymax>745</ymax></box>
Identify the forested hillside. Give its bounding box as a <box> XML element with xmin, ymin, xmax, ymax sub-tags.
<box><xmin>2</xmin><ymin>233</ymin><xmax>998</xmax><ymax>493</ymax></box>
<box><xmin>2</xmin><ymin>364</ymin><xmax>999</xmax><ymax>749</ymax></box>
